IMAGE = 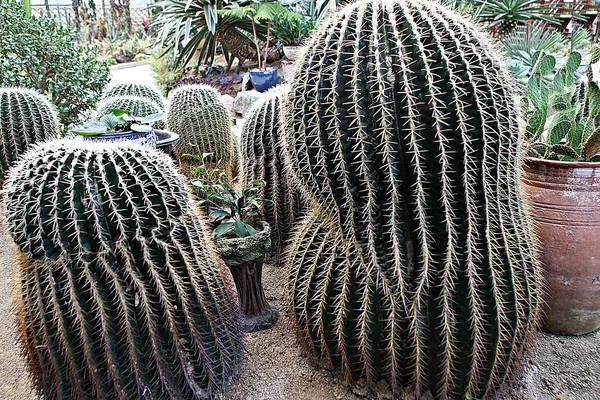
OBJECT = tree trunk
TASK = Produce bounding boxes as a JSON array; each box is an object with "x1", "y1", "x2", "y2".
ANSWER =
[{"x1": 109, "y1": 0, "x2": 131, "y2": 35}]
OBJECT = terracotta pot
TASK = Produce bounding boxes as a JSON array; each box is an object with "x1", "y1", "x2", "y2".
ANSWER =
[{"x1": 521, "y1": 157, "x2": 600, "y2": 335}]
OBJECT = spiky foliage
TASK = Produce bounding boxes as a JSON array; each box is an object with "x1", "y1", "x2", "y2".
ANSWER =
[
  {"x1": 0, "y1": 88, "x2": 58, "y2": 177},
  {"x1": 239, "y1": 85, "x2": 299, "y2": 256},
  {"x1": 96, "y1": 95, "x2": 163, "y2": 118},
  {"x1": 282, "y1": 0, "x2": 542, "y2": 398},
  {"x1": 167, "y1": 85, "x2": 235, "y2": 168},
  {"x1": 5, "y1": 140, "x2": 243, "y2": 399},
  {"x1": 101, "y1": 83, "x2": 166, "y2": 111}
]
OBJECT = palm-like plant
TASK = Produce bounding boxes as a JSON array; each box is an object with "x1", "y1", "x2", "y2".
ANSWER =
[
  {"x1": 219, "y1": 1, "x2": 302, "y2": 70},
  {"x1": 471, "y1": 0, "x2": 561, "y2": 36},
  {"x1": 153, "y1": 0, "x2": 266, "y2": 67}
]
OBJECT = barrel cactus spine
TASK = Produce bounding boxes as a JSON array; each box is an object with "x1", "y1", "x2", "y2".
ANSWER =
[
  {"x1": 239, "y1": 85, "x2": 300, "y2": 256},
  {"x1": 101, "y1": 82, "x2": 165, "y2": 111},
  {"x1": 167, "y1": 85, "x2": 236, "y2": 174},
  {"x1": 5, "y1": 140, "x2": 243, "y2": 399},
  {"x1": 282, "y1": 0, "x2": 542, "y2": 398},
  {"x1": 0, "y1": 88, "x2": 58, "y2": 177}
]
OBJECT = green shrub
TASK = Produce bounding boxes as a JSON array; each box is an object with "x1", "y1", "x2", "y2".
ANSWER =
[{"x1": 0, "y1": 2, "x2": 110, "y2": 129}]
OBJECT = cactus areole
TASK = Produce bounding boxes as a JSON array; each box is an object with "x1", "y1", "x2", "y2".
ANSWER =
[{"x1": 283, "y1": 0, "x2": 542, "y2": 398}]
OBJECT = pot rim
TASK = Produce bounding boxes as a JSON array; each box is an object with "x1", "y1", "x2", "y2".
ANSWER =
[
  {"x1": 524, "y1": 156, "x2": 600, "y2": 169},
  {"x1": 249, "y1": 67, "x2": 277, "y2": 74},
  {"x1": 85, "y1": 129, "x2": 154, "y2": 139}
]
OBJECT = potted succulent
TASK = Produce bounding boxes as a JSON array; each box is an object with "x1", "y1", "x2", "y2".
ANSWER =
[
  {"x1": 273, "y1": 13, "x2": 315, "y2": 61},
  {"x1": 520, "y1": 47, "x2": 600, "y2": 335},
  {"x1": 219, "y1": 2, "x2": 302, "y2": 92},
  {"x1": 72, "y1": 108, "x2": 165, "y2": 149},
  {"x1": 189, "y1": 155, "x2": 279, "y2": 332}
]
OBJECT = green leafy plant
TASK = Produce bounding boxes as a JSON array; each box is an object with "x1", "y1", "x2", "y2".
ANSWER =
[
  {"x1": 471, "y1": 0, "x2": 562, "y2": 36},
  {"x1": 283, "y1": 0, "x2": 541, "y2": 398},
  {"x1": 0, "y1": 1, "x2": 110, "y2": 129},
  {"x1": 272, "y1": 12, "x2": 315, "y2": 46},
  {"x1": 188, "y1": 153, "x2": 265, "y2": 238},
  {"x1": 71, "y1": 108, "x2": 164, "y2": 136},
  {"x1": 153, "y1": 0, "x2": 265, "y2": 67},
  {"x1": 523, "y1": 46, "x2": 600, "y2": 161}
]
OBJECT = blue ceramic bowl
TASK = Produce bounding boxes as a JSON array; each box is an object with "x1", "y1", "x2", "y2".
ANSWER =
[
  {"x1": 249, "y1": 68, "x2": 278, "y2": 93},
  {"x1": 83, "y1": 130, "x2": 157, "y2": 149}
]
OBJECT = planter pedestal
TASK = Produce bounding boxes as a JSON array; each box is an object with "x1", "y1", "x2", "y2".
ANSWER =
[
  {"x1": 522, "y1": 158, "x2": 600, "y2": 335},
  {"x1": 216, "y1": 222, "x2": 278, "y2": 332}
]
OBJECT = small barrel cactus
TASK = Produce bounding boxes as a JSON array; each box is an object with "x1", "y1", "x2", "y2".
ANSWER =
[
  {"x1": 96, "y1": 95, "x2": 163, "y2": 118},
  {"x1": 167, "y1": 85, "x2": 235, "y2": 169},
  {"x1": 5, "y1": 140, "x2": 243, "y2": 399},
  {"x1": 168, "y1": 84, "x2": 221, "y2": 106},
  {"x1": 283, "y1": 0, "x2": 542, "y2": 398},
  {"x1": 101, "y1": 82, "x2": 165, "y2": 111},
  {"x1": 239, "y1": 85, "x2": 300, "y2": 256},
  {"x1": 0, "y1": 88, "x2": 58, "y2": 177}
]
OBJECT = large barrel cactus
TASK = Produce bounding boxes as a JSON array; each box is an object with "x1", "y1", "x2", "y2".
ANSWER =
[
  {"x1": 239, "y1": 85, "x2": 300, "y2": 256},
  {"x1": 167, "y1": 85, "x2": 235, "y2": 169},
  {"x1": 0, "y1": 88, "x2": 58, "y2": 177},
  {"x1": 96, "y1": 95, "x2": 163, "y2": 118},
  {"x1": 5, "y1": 140, "x2": 243, "y2": 399},
  {"x1": 102, "y1": 83, "x2": 165, "y2": 111},
  {"x1": 283, "y1": 0, "x2": 542, "y2": 398}
]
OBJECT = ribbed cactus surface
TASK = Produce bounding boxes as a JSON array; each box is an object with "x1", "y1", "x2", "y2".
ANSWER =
[
  {"x1": 167, "y1": 85, "x2": 235, "y2": 168},
  {"x1": 5, "y1": 140, "x2": 243, "y2": 399},
  {"x1": 102, "y1": 83, "x2": 165, "y2": 111},
  {"x1": 96, "y1": 95, "x2": 163, "y2": 119},
  {"x1": 283, "y1": 0, "x2": 542, "y2": 398},
  {"x1": 239, "y1": 85, "x2": 299, "y2": 255},
  {"x1": 0, "y1": 88, "x2": 57, "y2": 177}
]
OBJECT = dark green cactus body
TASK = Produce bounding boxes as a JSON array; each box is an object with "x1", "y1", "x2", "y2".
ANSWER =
[
  {"x1": 0, "y1": 88, "x2": 58, "y2": 177},
  {"x1": 239, "y1": 85, "x2": 300, "y2": 256},
  {"x1": 96, "y1": 95, "x2": 163, "y2": 119},
  {"x1": 167, "y1": 85, "x2": 236, "y2": 169},
  {"x1": 102, "y1": 83, "x2": 165, "y2": 111},
  {"x1": 5, "y1": 141, "x2": 242, "y2": 399},
  {"x1": 283, "y1": 0, "x2": 541, "y2": 398}
]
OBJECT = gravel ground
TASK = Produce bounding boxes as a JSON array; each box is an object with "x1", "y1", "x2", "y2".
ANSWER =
[{"x1": 0, "y1": 226, "x2": 598, "y2": 400}]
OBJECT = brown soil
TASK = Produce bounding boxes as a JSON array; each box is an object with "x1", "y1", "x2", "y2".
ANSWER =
[{"x1": 0, "y1": 227, "x2": 598, "y2": 400}]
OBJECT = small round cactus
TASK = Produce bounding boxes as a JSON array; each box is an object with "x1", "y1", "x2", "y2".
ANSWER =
[
  {"x1": 167, "y1": 85, "x2": 235, "y2": 170},
  {"x1": 239, "y1": 85, "x2": 300, "y2": 256},
  {"x1": 96, "y1": 95, "x2": 162, "y2": 118},
  {"x1": 5, "y1": 140, "x2": 243, "y2": 399},
  {"x1": 101, "y1": 83, "x2": 165, "y2": 111},
  {"x1": 0, "y1": 88, "x2": 58, "y2": 177}
]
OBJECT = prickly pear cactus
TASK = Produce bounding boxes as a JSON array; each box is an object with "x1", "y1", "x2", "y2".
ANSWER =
[
  {"x1": 167, "y1": 85, "x2": 236, "y2": 169},
  {"x1": 96, "y1": 95, "x2": 163, "y2": 118},
  {"x1": 102, "y1": 82, "x2": 165, "y2": 110},
  {"x1": 0, "y1": 88, "x2": 58, "y2": 177},
  {"x1": 239, "y1": 85, "x2": 299, "y2": 256},
  {"x1": 5, "y1": 140, "x2": 243, "y2": 399},
  {"x1": 283, "y1": 0, "x2": 542, "y2": 398}
]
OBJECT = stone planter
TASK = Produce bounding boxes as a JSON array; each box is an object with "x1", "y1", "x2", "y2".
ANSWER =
[
  {"x1": 283, "y1": 45, "x2": 304, "y2": 61},
  {"x1": 155, "y1": 129, "x2": 180, "y2": 156},
  {"x1": 216, "y1": 221, "x2": 278, "y2": 332},
  {"x1": 521, "y1": 157, "x2": 600, "y2": 335}
]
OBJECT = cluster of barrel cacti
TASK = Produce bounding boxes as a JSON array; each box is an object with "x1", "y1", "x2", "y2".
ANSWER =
[
  {"x1": 0, "y1": 88, "x2": 58, "y2": 178},
  {"x1": 5, "y1": 141, "x2": 243, "y2": 399},
  {"x1": 239, "y1": 85, "x2": 300, "y2": 255},
  {"x1": 167, "y1": 84, "x2": 236, "y2": 172},
  {"x1": 281, "y1": 0, "x2": 542, "y2": 398}
]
